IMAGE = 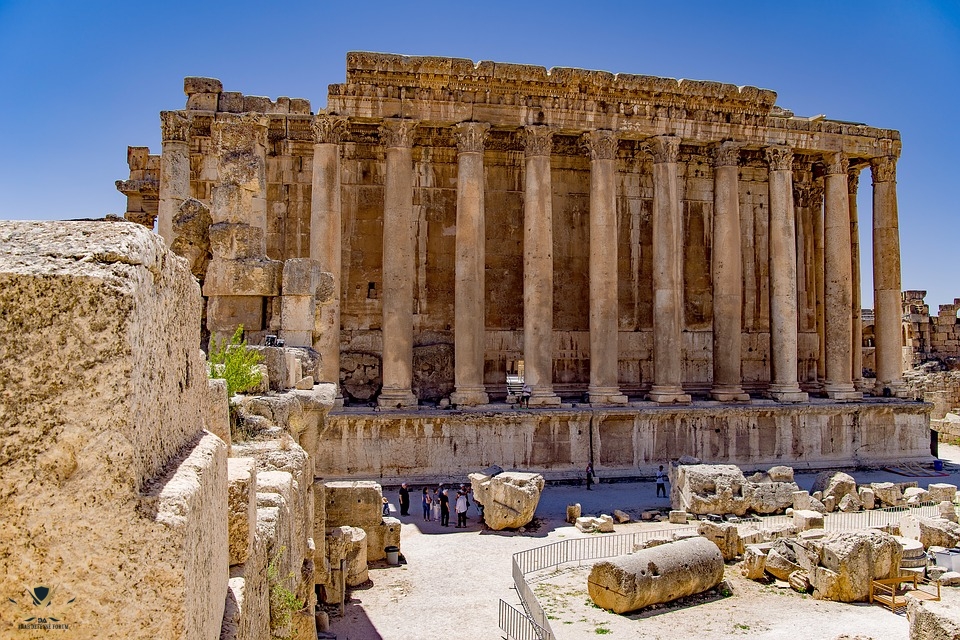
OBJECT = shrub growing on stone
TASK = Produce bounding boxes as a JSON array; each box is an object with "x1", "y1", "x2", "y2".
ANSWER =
[{"x1": 208, "y1": 325, "x2": 263, "y2": 397}]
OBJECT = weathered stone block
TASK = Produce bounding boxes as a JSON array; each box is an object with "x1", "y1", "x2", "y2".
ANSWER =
[
  {"x1": 566, "y1": 503, "x2": 581, "y2": 524},
  {"x1": 207, "y1": 295, "x2": 264, "y2": 333},
  {"x1": 858, "y1": 487, "x2": 876, "y2": 510},
  {"x1": 927, "y1": 483, "x2": 957, "y2": 503},
  {"x1": 793, "y1": 509, "x2": 825, "y2": 530},
  {"x1": 838, "y1": 492, "x2": 863, "y2": 512},
  {"x1": 812, "y1": 471, "x2": 857, "y2": 505},
  {"x1": 219, "y1": 91, "x2": 245, "y2": 113},
  {"x1": 900, "y1": 514, "x2": 960, "y2": 548},
  {"x1": 227, "y1": 458, "x2": 256, "y2": 566},
  {"x1": 669, "y1": 510, "x2": 689, "y2": 524},
  {"x1": 470, "y1": 471, "x2": 544, "y2": 530},
  {"x1": 767, "y1": 465, "x2": 795, "y2": 482},
  {"x1": 613, "y1": 509, "x2": 631, "y2": 524},
  {"x1": 203, "y1": 258, "x2": 282, "y2": 297},
  {"x1": 908, "y1": 596, "x2": 960, "y2": 640},
  {"x1": 364, "y1": 517, "x2": 401, "y2": 562},
  {"x1": 282, "y1": 295, "x2": 315, "y2": 333},
  {"x1": 672, "y1": 464, "x2": 749, "y2": 516},
  {"x1": 206, "y1": 377, "x2": 230, "y2": 447},
  {"x1": 282, "y1": 258, "x2": 326, "y2": 296},
  {"x1": 698, "y1": 520, "x2": 742, "y2": 560},
  {"x1": 185, "y1": 76, "x2": 223, "y2": 95},
  {"x1": 808, "y1": 530, "x2": 902, "y2": 602},
  {"x1": 325, "y1": 480, "x2": 384, "y2": 528},
  {"x1": 187, "y1": 92, "x2": 219, "y2": 111},
  {"x1": 741, "y1": 545, "x2": 768, "y2": 579},
  {"x1": 872, "y1": 481, "x2": 904, "y2": 507},
  {"x1": 209, "y1": 222, "x2": 265, "y2": 260}
]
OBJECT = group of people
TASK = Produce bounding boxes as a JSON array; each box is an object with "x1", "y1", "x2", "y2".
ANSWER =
[
  {"x1": 584, "y1": 462, "x2": 668, "y2": 497},
  {"x1": 396, "y1": 482, "x2": 482, "y2": 528}
]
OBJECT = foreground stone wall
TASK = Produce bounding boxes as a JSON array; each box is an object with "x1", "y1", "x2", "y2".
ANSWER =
[{"x1": 318, "y1": 401, "x2": 931, "y2": 482}]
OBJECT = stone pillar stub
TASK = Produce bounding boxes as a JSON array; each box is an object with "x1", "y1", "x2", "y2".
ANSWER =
[
  {"x1": 848, "y1": 167, "x2": 866, "y2": 391},
  {"x1": 585, "y1": 130, "x2": 627, "y2": 405},
  {"x1": 378, "y1": 118, "x2": 419, "y2": 408},
  {"x1": 871, "y1": 155, "x2": 906, "y2": 396},
  {"x1": 159, "y1": 111, "x2": 190, "y2": 247},
  {"x1": 765, "y1": 146, "x2": 808, "y2": 402},
  {"x1": 647, "y1": 135, "x2": 690, "y2": 404},
  {"x1": 311, "y1": 115, "x2": 348, "y2": 393},
  {"x1": 822, "y1": 153, "x2": 861, "y2": 400},
  {"x1": 522, "y1": 126, "x2": 560, "y2": 406},
  {"x1": 710, "y1": 142, "x2": 749, "y2": 402},
  {"x1": 451, "y1": 122, "x2": 490, "y2": 406}
]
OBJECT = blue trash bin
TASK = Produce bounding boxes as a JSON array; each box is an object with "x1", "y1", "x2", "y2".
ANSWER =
[{"x1": 934, "y1": 459, "x2": 944, "y2": 472}]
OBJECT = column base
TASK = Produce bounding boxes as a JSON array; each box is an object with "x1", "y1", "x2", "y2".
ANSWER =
[
  {"x1": 767, "y1": 384, "x2": 809, "y2": 403},
  {"x1": 529, "y1": 391, "x2": 561, "y2": 407},
  {"x1": 873, "y1": 380, "x2": 910, "y2": 398},
  {"x1": 377, "y1": 389, "x2": 418, "y2": 409},
  {"x1": 588, "y1": 387, "x2": 629, "y2": 405},
  {"x1": 648, "y1": 386, "x2": 692, "y2": 405},
  {"x1": 710, "y1": 386, "x2": 750, "y2": 402},
  {"x1": 450, "y1": 388, "x2": 489, "y2": 406},
  {"x1": 854, "y1": 378, "x2": 871, "y2": 392},
  {"x1": 823, "y1": 382, "x2": 863, "y2": 400}
]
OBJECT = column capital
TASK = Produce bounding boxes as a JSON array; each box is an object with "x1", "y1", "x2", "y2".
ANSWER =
[
  {"x1": 160, "y1": 111, "x2": 190, "y2": 143},
  {"x1": 810, "y1": 181, "x2": 824, "y2": 209},
  {"x1": 647, "y1": 135, "x2": 680, "y2": 164},
  {"x1": 522, "y1": 126, "x2": 554, "y2": 157},
  {"x1": 792, "y1": 182, "x2": 811, "y2": 207},
  {"x1": 453, "y1": 121, "x2": 490, "y2": 154},
  {"x1": 764, "y1": 145, "x2": 793, "y2": 171},
  {"x1": 822, "y1": 152, "x2": 849, "y2": 175},
  {"x1": 870, "y1": 156, "x2": 897, "y2": 183},
  {"x1": 380, "y1": 118, "x2": 419, "y2": 148},
  {"x1": 847, "y1": 166, "x2": 861, "y2": 194},
  {"x1": 583, "y1": 129, "x2": 618, "y2": 160},
  {"x1": 712, "y1": 141, "x2": 742, "y2": 167},
  {"x1": 313, "y1": 115, "x2": 348, "y2": 145}
]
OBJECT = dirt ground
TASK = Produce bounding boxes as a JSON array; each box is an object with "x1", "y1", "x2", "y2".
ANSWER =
[{"x1": 327, "y1": 444, "x2": 960, "y2": 640}]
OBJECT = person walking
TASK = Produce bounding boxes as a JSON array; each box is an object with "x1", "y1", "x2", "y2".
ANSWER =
[
  {"x1": 455, "y1": 490, "x2": 469, "y2": 528},
  {"x1": 399, "y1": 482, "x2": 410, "y2": 516},
  {"x1": 656, "y1": 465, "x2": 667, "y2": 498},
  {"x1": 431, "y1": 488, "x2": 441, "y2": 521},
  {"x1": 520, "y1": 383, "x2": 532, "y2": 408},
  {"x1": 586, "y1": 461, "x2": 595, "y2": 491},
  {"x1": 421, "y1": 487, "x2": 432, "y2": 521},
  {"x1": 439, "y1": 488, "x2": 450, "y2": 526}
]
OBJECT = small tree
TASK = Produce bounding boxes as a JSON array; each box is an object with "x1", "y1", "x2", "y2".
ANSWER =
[{"x1": 208, "y1": 325, "x2": 263, "y2": 397}]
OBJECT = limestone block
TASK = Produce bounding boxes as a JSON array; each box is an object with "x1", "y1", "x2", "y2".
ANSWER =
[
  {"x1": 218, "y1": 91, "x2": 244, "y2": 113},
  {"x1": 295, "y1": 376, "x2": 315, "y2": 390},
  {"x1": 808, "y1": 530, "x2": 902, "y2": 602},
  {"x1": 207, "y1": 295, "x2": 264, "y2": 333},
  {"x1": 823, "y1": 496, "x2": 837, "y2": 512},
  {"x1": 813, "y1": 491, "x2": 823, "y2": 502},
  {"x1": 325, "y1": 480, "x2": 385, "y2": 529},
  {"x1": 900, "y1": 515, "x2": 960, "y2": 549},
  {"x1": 364, "y1": 517, "x2": 401, "y2": 562},
  {"x1": 765, "y1": 546, "x2": 802, "y2": 581},
  {"x1": 206, "y1": 377, "x2": 230, "y2": 447},
  {"x1": 613, "y1": 509, "x2": 631, "y2": 524},
  {"x1": 188, "y1": 92, "x2": 219, "y2": 111},
  {"x1": 789, "y1": 570, "x2": 812, "y2": 594},
  {"x1": 227, "y1": 458, "x2": 256, "y2": 566},
  {"x1": 794, "y1": 509, "x2": 825, "y2": 531},
  {"x1": 669, "y1": 510, "x2": 689, "y2": 524},
  {"x1": 282, "y1": 296, "x2": 315, "y2": 333},
  {"x1": 566, "y1": 503, "x2": 582, "y2": 524},
  {"x1": 576, "y1": 517, "x2": 600, "y2": 533},
  {"x1": 220, "y1": 577, "x2": 243, "y2": 640},
  {"x1": 793, "y1": 490, "x2": 812, "y2": 511},
  {"x1": 838, "y1": 493, "x2": 863, "y2": 512},
  {"x1": 741, "y1": 545, "x2": 768, "y2": 580},
  {"x1": 672, "y1": 464, "x2": 749, "y2": 516},
  {"x1": 170, "y1": 198, "x2": 212, "y2": 278},
  {"x1": 939, "y1": 571, "x2": 960, "y2": 586},
  {"x1": 327, "y1": 526, "x2": 368, "y2": 587},
  {"x1": 185, "y1": 76, "x2": 223, "y2": 94},
  {"x1": 859, "y1": 487, "x2": 876, "y2": 510},
  {"x1": 597, "y1": 514, "x2": 615, "y2": 533},
  {"x1": 247, "y1": 346, "x2": 288, "y2": 392},
  {"x1": 209, "y1": 222, "x2": 265, "y2": 260},
  {"x1": 249, "y1": 364, "x2": 269, "y2": 394},
  {"x1": 767, "y1": 466, "x2": 795, "y2": 482},
  {"x1": 743, "y1": 480, "x2": 800, "y2": 514},
  {"x1": 698, "y1": 521, "x2": 742, "y2": 560},
  {"x1": 872, "y1": 482, "x2": 904, "y2": 507},
  {"x1": 809, "y1": 496, "x2": 828, "y2": 513},
  {"x1": 413, "y1": 342, "x2": 455, "y2": 402},
  {"x1": 940, "y1": 501, "x2": 958, "y2": 523},
  {"x1": 812, "y1": 471, "x2": 858, "y2": 505},
  {"x1": 904, "y1": 487, "x2": 930, "y2": 504},
  {"x1": 282, "y1": 258, "x2": 327, "y2": 296},
  {"x1": 928, "y1": 483, "x2": 957, "y2": 503},
  {"x1": 470, "y1": 471, "x2": 544, "y2": 531},
  {"x1": 231, "y1": 526, "x2": 270, "y2": 640},
  {"x1": 908, "y1": 595, "x2": 960, "y2": 639},
  {"x1": 587, "y1": 537, "x2": 724, "y2": 613},
  {"x1": 285, "y1": 350, "x2": 302, "y2": 389},
  {"x1": 203, "y1": 258, "x2": 282, "y2": 297}
]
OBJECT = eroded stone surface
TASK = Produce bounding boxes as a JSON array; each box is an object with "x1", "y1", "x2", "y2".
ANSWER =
[{"x1": 470, "y1": 471, "x2": 544, "y2": 530}]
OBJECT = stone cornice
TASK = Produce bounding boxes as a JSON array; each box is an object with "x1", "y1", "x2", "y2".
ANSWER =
[
  {"x1": 647, "y1": 135, "x2": 680, "y2": 164},
  {"x1": 522, "y1": 126, "x2": 554, "y2": 157},
  {"x1": 211, "y1": 113, "x2": 268, "y2": 148},
  {"x1": 313, "y1": 115, "x2": 349, "y2": 145},
  {"x1": 583, "y1": 129, "x2": 617, "y2": 161},
  {"x1": 765, "y1": 146, "x2": 793, "y2": 172},
  {"x1": 453, "y1": 121, "x2": 490, "y2": 153},
  {"x1": 870, "y1": 156, "x2": 897, "y2": 183},
  {"x1": 160, "y1": 111, "x2": 190, "y2": 143},
  {"x1": 380, "y1": 118, "x2": 418, "y2": 148}
]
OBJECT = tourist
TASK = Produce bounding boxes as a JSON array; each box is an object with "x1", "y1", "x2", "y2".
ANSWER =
[
  {"x1": 431, "y1": 488, "x2": 441, "y2": 521},
  {"x1": 399, "y1": 482, "x2": 410, "y2": 516},
  {"x1": 381, "y1": 496, "x2": 390, "y2": 516},
  {"x1": 656, "y1": 465, "x2": 667, "y2": 498},
  {"x1": 439, "y1": 488, "x2": 450, "y2": 526},
  {"x1": 520, "y1": 383, "x2": 532, "y2": 408},
  {"x1": 586, "y1": 461, "x2": 595, "y2": 490},
  {"x1": 421, "y1": 487, "x2": 432, "y2": 521},
  {"x1": 455, "y1": 490, "x2": 468, "y2": 528}
]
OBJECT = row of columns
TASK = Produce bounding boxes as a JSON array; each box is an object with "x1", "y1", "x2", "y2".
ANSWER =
[{"x1": 300, "y1": 117, "x2": 904, "y2": 407}]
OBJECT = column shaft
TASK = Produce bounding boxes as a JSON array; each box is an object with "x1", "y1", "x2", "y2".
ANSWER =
[
  {"x1": 848, "y1": 168, "x2": 865, "y2": 390},
  {"x1": 451, "y1": 122, "x2": 490, "y2": 406},
  {"x1": 872, "y1": 156, "x2": 905, "y2": 396},
  {"x1": 766, "y1": 146, "x2": 808, "y2": 402},
  {"x1": 648, "y1": 136, "x2": 690, "y2": 404},
  {"x1": 522, "y1": 127, "x2": 560, "y2": 406},
  {"x1": 813, "y1": 184, "x2": 826, "y2": 384},
  {"x1": 822, "y1": 153, "x2": 861, "y2": 399},
  {"x1": 378, "y1": 119, "x2": 418, "y2": 408},
  {"x1": 711, "y1": 143, "x2": 749, "y2": 401},
  {"x1": 586, "y1": 130, "x2": 627, "y2": 405},
  {"x1": 159, "y1": 111, "x2": 190, "y2": 246}
]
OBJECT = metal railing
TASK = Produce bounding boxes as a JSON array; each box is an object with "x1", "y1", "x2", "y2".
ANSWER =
[
  {"x1": 498, "y1": 599, "x2": 546, "y2": 640},
  {"x1": 823, "y1": 501, "x2": 941, "y2": 531}
]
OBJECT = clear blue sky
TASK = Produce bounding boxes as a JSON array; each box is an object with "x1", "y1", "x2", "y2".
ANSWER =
[{"x1": 1, "y1": 0, "x2": 957, "y2": 311}]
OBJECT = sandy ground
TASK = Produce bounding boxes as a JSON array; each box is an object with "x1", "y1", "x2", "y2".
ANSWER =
[{"x1": 327, "y1": 444, "x2": 960, "y2": 640}]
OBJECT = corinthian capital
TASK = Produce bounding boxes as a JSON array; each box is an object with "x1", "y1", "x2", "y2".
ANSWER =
[
  {"x1": 765, "y1": 145, "x2": 793, "y2": 172},
  {"x1": 870, "y1": 156, "x2": 897, "y2": 183},
  {"x1": 453, "y1": 122, "x2": 490, "y2": 154},
  {"x1": 313, "y1": 115, "x2": 348, "y2": 145},
  {"x1": 380, "y1": 118, "x2": 419, "y2": 148},
  {"x1": 160, "y1": 111, "x2": 189, "y2": 143},
  {"x1": 793, "y1": 183, "x2": 811, "y2": 208},
  {"x1": 647, "y1": 135, "x2": 680, "y2": 164},
  {"x1": 822, "y1": 151, "x2": 849, "y2": 175},
  {"x1": 847, "y1": 166, "x2": 861, "y2": 194},
  {"x1": 713, "y1": 141, "x2": 741, "y2": 168},
  {"x1": 583, "y1": 129, "x2": 618, "y2": 161},
  {"x1": 522, "y1": 126, "x2": 554, "y2": 157}
]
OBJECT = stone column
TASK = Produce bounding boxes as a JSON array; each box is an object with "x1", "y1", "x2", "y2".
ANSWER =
[
  {"x1": 159, "y1": 111, "x2": 190, "y2": 246},
  {"x1": 310, "y1": 115, "x2": 348, "y2": 392},
  {"x1": 522, "y1": 126, "x2": 560, "y2": 406},
  {"x1": 377, "y1": 119, "x2": 419, "y2": 408},
  {"x1": 822, "y1": 152, "x2": 861, "y2": 400},
  {"x1": 710, "y1": 142, "x2": 749, "y2": 402},
  {"x1": 765, "y1": 146, "x2": 808, "y2": 402},
  {"x1": 812, "y1": 181, "x2": 826, "y2": 385},
  {"x1": 848, "y1": 166, "x2": 866, "y2": 391},
  {"x1": 450, "y1": 122, "x2": 490, "y2": 406},
  {"x1": 585, "y1": 130, "x2": 628, "y2": 405},
  {"x1": 648, "y1": 135, "x2": 691, "y2": 404},
  {"x1": 871, "y1": 155, "x2": 906, "y2": 396}
]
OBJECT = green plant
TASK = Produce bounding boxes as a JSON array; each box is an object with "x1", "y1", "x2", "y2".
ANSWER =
[
  {"x1": 595, "y1": 626, "x2": 611, "y2": 635},
  {"x1": 267, "y1": 546, "x2": 304, "y2": 637},
  {"x1": 208, "y1": 325, "x2": 263, "y2": 397}
]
